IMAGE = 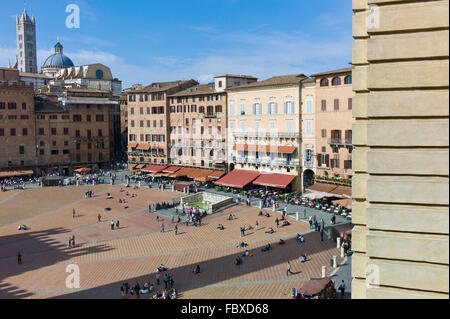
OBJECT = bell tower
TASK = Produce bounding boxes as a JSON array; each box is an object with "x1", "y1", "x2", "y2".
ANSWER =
[{"x1": 16, "y1": 9, "x2": 37, "y2": 73}]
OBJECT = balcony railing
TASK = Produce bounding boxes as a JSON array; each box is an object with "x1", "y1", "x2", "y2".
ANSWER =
[
  {"x1": 233, "y1": 157, "x2": 298, "y2": 167},
  {"x1": 233, "y1": 132, "x2": 300, "y2": 139},
  {"x1": 328, "y1": 138, "x2": 353, "y2": 146}
]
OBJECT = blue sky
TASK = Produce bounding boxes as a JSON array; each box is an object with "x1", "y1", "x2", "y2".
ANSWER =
[{"x1": 0, "y1": 0, "x2": 353, "y2": 88}]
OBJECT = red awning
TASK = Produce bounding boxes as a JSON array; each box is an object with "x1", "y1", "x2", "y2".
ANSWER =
[
  {"x1": 162, "y1": 166, "x2": 181, "y2": 173},
  {"x1": 252, "y1": 173, "x2": 297, "y2": 189},
  {"x1": 215, "y1": 170, "x2": 260, "y2": 189},
  {"x1": 141, "y1": 165, "x2": 168, "y2": 173}
]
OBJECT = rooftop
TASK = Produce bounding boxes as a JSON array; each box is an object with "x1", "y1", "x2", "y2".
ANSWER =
[
  {"x1": 168, "y1": 84, "x2": 217, "y2": 97},
  {"x1": 310, "y1": 67, "x2": 352, "y2": 78},
  {"x1": 133, "y1": 80, "x2": 197, "y2": 93},
  {"x1": 226, "y1": 74, "x2": 308, "y2": 91},
  {"x1": 214, "y1": 74, "x2": 257, "y2": 79}
]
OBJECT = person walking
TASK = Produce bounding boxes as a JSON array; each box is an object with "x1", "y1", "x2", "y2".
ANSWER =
[
  {"x1": 17, "y1": 252, "x2": 22, "y2": 264},
  {"x1": 111, "y1": 220, "x2": 115, "y2": 230},
  {"x1": 155, "y1": 271, "x2": 161, "y2": 286},
  {"x1": 275, "y1": 218, "x2": 279, "y2": 229},
  {"x1": 331, "y1": 214, "x2": 336, "y2": 225},
  {"x1": 308, "y1": 216, "x2": 313, "y2": 229},
  {"x1": 163, "y1": 274, "x2": 169, "y2": 289},
  {"x1": 161, "y1": 223, "x2": 165, "y2": 233},
  {"x1": 255, "y1": 220, "x2": 259, "y2": 230},
  {"x1": 286, "y1": 261, "x2": 293, "y2": 276},
  {"x1": 116, "y1": 220, "x2": 120, "y2": 229},
  {"x1": 321, "y1": 218, "x2": 325, "y2": 230},
  {"x1": 98, "y1": 213, "x2": 101, "y2": 223},
  {"x1": 320, "y1": 227, "x2": 324, "y2": 242},
  {"x1": 72, "y1": 208, "x2": 75, "y2": 218},
  {"x1": 174, "y1": 225, "x2": 178, "y2": 236},
  {"x1": 338, "y1": 280, "x2": 346, "y2": 298}
]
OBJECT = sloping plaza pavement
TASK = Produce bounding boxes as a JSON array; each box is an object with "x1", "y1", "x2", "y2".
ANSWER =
[{"x1": 0, "y1": 183, "x2": 348, "y2": 299}]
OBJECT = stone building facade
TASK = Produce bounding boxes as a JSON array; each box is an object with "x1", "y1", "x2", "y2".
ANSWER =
[
  {"x1": 0, "y1": 75, "x2": 36, "y2": 168},
  {"x1": 1, "y1": 75, "x2": 118, "y2": 175},
  {"x1": 310, "y1": 68, "x2": 355, "y2": 181},
  {"x1": 126, "y1": 80, "x2": 198, "y2": 165},
  {"x1": 226, "y1": 74, "x2": 307, "y2": 191},
  {"x1": 352, "y1": 0, "x2": 449, "y2": 298}
]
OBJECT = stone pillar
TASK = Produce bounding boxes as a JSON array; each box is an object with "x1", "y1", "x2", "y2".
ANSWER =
[
  {"x1": 333, "y1": 255, "x2": 338, "y2": 268},
  {"x1": 341, "y1": 246, "x2": 345, "y2": 258},
  {"x1": 76, "y1": 180, "x2": 79, "y2": 186},
  {"x1": 172, "y1": 184, "x2": 175, "y2": 192},
  {"x1": 322, "y1": 266, "x2": 327, "y2": 278},
  {"x1": 138, "y1": 181, "x2": 141, "y2": 188},
  {"x1": 259, "y1": 200, "x2": 263, "y2": 209},
  {"x1": 272, "y1": 203, "x2": 276, "y2": 212},
  {"x1": 296, "y1": 211, "x2": 299, "y2": 221},
  {"x1": 336, "y1": 237, "x2": 341, "y2": 248},
  {"x1": 92, "y1": 180, "x2": 95, "y2": 186}
]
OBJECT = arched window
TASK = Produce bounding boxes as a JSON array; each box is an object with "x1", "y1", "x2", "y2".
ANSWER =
[
  {"x1": 332, "y1": 77, "x2": 341, "y2": 86},
  {"x1": 344, "y1": 75, "x2": 352, "y2": 85},
  {"x1": 320, "y1": 78, "x2": 329, "y2": 87}
]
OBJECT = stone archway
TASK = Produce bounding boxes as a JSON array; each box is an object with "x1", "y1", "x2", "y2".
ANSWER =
[{"x1": 303, "y1": 169, "x2": 315, "y2": 189}]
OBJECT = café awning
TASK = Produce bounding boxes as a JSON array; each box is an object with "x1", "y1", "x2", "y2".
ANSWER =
[
  {"x1": 162, "y1": 166, "x2": 181, "y2": 173},
  {"x1": 128, "y1": 142, "x2": 139, "y2": 149},
  {"x1": 0, "y1": 169, "x2": 34, "y2": 178},
  {"x1": 141, "y1": 165, "x2": 168, "y2": 173},
  {"x1": 332, "y1": 198, "x2": 353, "y2": 210},
  {"x1": 215, "y1": 170, "x2": 260, "y2": 189},
  {"x1": 136, "y1": 143, "x2": 151, "y2": 151},
  {"x1": 252, "y1": 173, "x2": 297, "y2": 189},
  {"x1": 306, "y1": 183, "x2": 338, "y2": 193},
  {"x1": 74, "y1": 167, "x2": 91, "y2": 173}
]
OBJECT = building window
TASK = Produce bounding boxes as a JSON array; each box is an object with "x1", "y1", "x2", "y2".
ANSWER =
[
  {"x1": 334, "y1": 99, "x2": 339, "y2": 111},
  {"x1": 130, "y1": 120, "x2": 135, "y2": 127},
  {"x1": 306, "y1": 99, "x2": 313, "y2": 114},
  {"x1": 240, "y1": 102, "x2": 245, "y2": 115},
  {"x1": 86, "y1": 115, "x2": 91, "y2": 122},
  {"x1": 215, "y1": 105, "x2": 222, "y2": 113},
  {"x1": 306, "y1": 120, "x2": 312, "y2": 134},
  {"x1": 229, "y1": 103, "x2": 235, "y2": 116},
  {"x1": 321, "y1": 100, "x2": 327, "y2": 111},
  {"x1": 321, "y1": 129, "x2": 327, "y2": 138},
  {"x1": 22, "y1": 128, "x2": 28, "y2": 136},
  {"x1": 51, "y1": 128, "x2": 57, "y2": 135},
  {"x1": 268, "y1": 102, "x2": 277, "y2": 115},
  {"x1": 284, "y1": 101, "x2": 294, "y2": 114},
  {"x1": 0, "y1": 102, "x2": 5, "y2": 109},
  {"x1": 140, "y1": 120, "x2": 144, "y2": 127},
  {"x1": 320, "y1": 78, "x2": 329, "y2": 87},
  {"x1": 73, "y1": 115, "x2": 82, "y2": 122},
  {"x1": 130, "y1": 107, "x2": 134, "y2": 115},
  {"x1": 64, "y1": 128, "x2": 69, "y2": 135},
  {"x1": 19, "y1": 145, "x2": 25, "y2": 154},
  {"x1": 8, "y1": 102, "x2": 17, "y2": 109},
  {"x1": 75, "y1": 130, "x2": 80, "y2": 137},
  {"x1": 332, "y1": 77, "x2": 341, "y2": 86},
  {"x1": 218, "y1": 81, "x2": 222, "y2": 88},
  {"x1": 348, "y1": 98, "x2": 353, "y2": 110},
  {"x1": 40, "y1": 149, "x2": 45, "y2": 155},
  {"x1": 38, "y1": 128, "x2": 44, "y2": 135},
  {"x1": 344, "y1": 75, "x2": 352, "y2": 85},
  {"x1": 22, "y1": 103, "x2": 26, "y2": 110},
  {"x1": 96, "y1": 114, "x2": 104, "y2": 122},
  {"x1": 98, "y1": 129, "x2": 103, "y2": 137}
]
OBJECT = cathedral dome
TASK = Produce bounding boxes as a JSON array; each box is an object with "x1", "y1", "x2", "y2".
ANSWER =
[{"x1": 42, "y1": 42, "x2": 74, "y2": 69}]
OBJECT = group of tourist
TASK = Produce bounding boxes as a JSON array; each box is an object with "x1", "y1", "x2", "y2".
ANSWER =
[
  {"x1": 120, "y1": 282, "x2": 177, "y2": 299},
  {"x1": 1, "y1": 176, "x2": 39, "y2": 191}
]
